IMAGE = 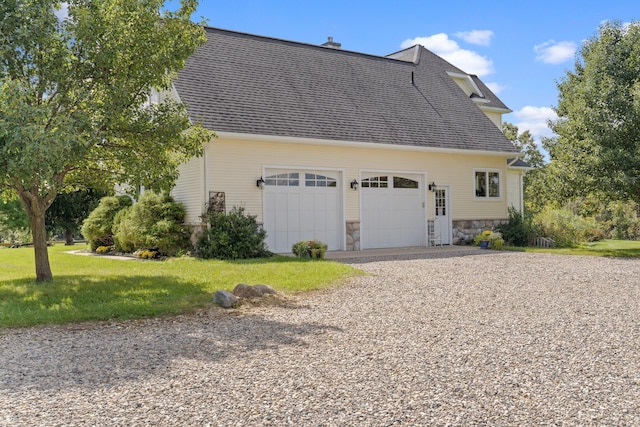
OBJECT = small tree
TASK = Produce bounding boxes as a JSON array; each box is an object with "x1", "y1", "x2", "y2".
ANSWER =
[
  {"x1": 45, "y1": 189, "x2": 107, "y2": 245},
  {"x1": 0, "y1": 0, "x2": 213, "y2": 281}
]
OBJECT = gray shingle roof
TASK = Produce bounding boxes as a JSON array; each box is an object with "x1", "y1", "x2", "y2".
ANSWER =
[
  {"x1": 174, "y1": 27, "x2": 519, "y2": 154},
  {"x1": 507, "y1": 158, "x2": 533, "y2": 168}
]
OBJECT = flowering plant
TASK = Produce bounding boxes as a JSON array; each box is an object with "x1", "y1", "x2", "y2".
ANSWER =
[{"x1": 473, "y1": 230, "x2": 504, "y2": 250}]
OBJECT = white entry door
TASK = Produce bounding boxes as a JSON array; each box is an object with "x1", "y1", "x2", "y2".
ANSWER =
[
  {"x1": 434, "y1": 187, "x2": 451, "y2": 245},
  {"x1": 361, "y1": 174, "x2": 426, "y2": 249},
  {"x1": 263, "y1": 170, "x2": 342, "y2": 253}
]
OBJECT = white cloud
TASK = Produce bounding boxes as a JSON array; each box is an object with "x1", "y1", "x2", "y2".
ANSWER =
[
  {"x1": 454, "y1": 30, "x2": 494, "y2": 46},
  {"x1": 54, "y1": 2, "x2": 69, "y2": 22},
  {"x1": 512, "y1": 106, "x2": 558, "y2": 140},
  {"x1": 485, "y1": 82, "x2": 506, "y2": 95},
  {"x1": 401, "y1": 33, "x2": 494, "y2": 76},
  {"x1": 534, "y1": 40, "x2": 576, "y2": 64}
]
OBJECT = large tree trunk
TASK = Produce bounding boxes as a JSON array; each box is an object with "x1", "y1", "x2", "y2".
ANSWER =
[{"x1": 18, "y1": 190, "x2": 55, "y2": 282}]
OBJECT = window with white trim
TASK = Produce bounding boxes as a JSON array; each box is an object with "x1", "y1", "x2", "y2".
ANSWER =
[
  {"x1": 305, "y1": 173, "x2": 337, "y2": 187},
  {"x1": 361, "y1": 176, "x2": 388, "y2": 188},
  {"x1": 475, "y1": 170, "x2": 501, "y2": 198},
  {"x1": 265, "y1": 173, "x2": 299, "y2": 186}
]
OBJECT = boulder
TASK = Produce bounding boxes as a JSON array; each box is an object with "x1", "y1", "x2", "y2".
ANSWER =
[
  {"x1": 232, "y1": 283, "x2": 277, "y2": 298},
  {"x1": 232, "y1": 283, "x2": 260, "y2": 298},
  {"x1": 213, "y1": 290, "x2": 238, "y2": 308},
  {"x1": 252, "y1": 284, "x2": 276, "y2": 296}
]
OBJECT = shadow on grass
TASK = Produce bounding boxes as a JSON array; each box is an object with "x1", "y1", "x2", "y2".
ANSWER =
[{"x1": 0, "y1": 275, "x2": 210, "y2": 328}]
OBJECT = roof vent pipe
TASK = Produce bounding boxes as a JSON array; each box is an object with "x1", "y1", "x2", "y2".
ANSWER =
[{"x1": 411, "y1": 71, "x2": 414, "y2": 85}]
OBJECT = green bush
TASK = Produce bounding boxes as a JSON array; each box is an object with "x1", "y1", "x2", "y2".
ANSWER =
[
  {"x1": 533, "y1": 206, "x2": 604, "y2": 247},
  {"x1": 112, "y1": 192, "x2": 192, "y2": 257},
  {"x1": 608, "y1": 200, "x2": 640, "y2": 240},
  {"x1": 195, "y1": 206, "x2": 271, "y2": 260},
  {"x1": 292, "y1": 240, "x2": 328, "y2": 259},
  {"x1": 496, "y1": 207, "x2": 531, "y2": 246},
  {"x1": 81, "y1": 196, "x2": 132, "y2": 251},
  {"x1": 490, "y1": 237, "x2": 504, "y2": 250}
]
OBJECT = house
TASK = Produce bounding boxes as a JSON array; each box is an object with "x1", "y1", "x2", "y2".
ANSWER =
[{"x1": 170, "y1": 27, "x2": 525, "y2": 253}]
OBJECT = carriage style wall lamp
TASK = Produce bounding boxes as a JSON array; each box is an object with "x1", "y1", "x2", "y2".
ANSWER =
[
  {"x1": 428, "y1": 182, "x2": 437, "y2": 192},
  {"x1": 256, "y1": 177, "x2": 265, "y2": 189},
  {"x1": 350, "y1": 179, "x2": 359, "y2": 190}
]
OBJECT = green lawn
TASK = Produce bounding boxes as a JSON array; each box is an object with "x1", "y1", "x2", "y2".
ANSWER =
[
  {"x1": 0, "y1": 244, "x2": 361, "y2": 328},
  {"x1": 507, "y1": 239, "x2": 640, "y2": 257}
]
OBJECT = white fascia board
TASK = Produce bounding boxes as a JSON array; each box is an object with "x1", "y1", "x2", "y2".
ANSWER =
[
  {"x1": 472, "y1": 98, "x2": 491, "y2": 105},
  {"x1": 480, "y1": 105, "x2": 513, "y2": 114},
  {"x1": 215, "y1": 131, "x2": 519, "y2": 158}
]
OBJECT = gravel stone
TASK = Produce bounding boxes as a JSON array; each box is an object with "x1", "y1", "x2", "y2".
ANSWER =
[{"x1": 2, "y1": 252, "x2": 640, "y2": 426}]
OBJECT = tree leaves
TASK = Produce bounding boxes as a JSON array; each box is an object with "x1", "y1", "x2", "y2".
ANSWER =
[
  {"x1": 550, "y1": 21, "x2": 640, "y2": 203},
  {"x1": 0, "y1": 0, "x2": 214, "y2": 280}
]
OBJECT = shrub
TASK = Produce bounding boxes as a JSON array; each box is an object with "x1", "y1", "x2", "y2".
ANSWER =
[
  {"x1": 608, "y1": 200, "x2": 640, "y2": 240},
  {"x1": 490, "y1": 237, "x2": 504, "y2": 250},
  {"x1": 112, "y1": 192, "x2": 192, "y2": 257},
  {"x1": 496, "y1": 207, "x2": 531, "y2": 246},
  {"x1": 195, "y1": 206, "x2": 271, "y2": 260},
  {"x1": 81, "y1": 196, "x2": 132, "y2": 251},
  {"x1": 532, "y1": 206, "x2": 605, "y2": 247},
  {"x1": 583, "y1": 228, "x2": 607, "y2": 242},
  {"x1": 292, "y1": 240, "x2": 328, "y2": 259}
]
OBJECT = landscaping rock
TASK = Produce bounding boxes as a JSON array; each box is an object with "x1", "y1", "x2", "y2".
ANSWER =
[
  {"x1": 252, "y1": 284, "x2": 276, "y2": 296},
  {"x1": 232, "y1": 283, "x2": 260, "y2": 298},
  {"x1": 233, "y1": 283, "x2": 277, "y2": 298},
  {"x1": 213, "y1": 290, "x2": 238, "y2": 308}
]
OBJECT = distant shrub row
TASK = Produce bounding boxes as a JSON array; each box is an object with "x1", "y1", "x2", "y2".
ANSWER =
[{"x1": 498, "y1": 201, "x2": 640, "y2": 248}]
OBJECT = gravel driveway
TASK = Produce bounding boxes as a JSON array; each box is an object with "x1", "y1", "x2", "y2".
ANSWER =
[{"x1": 2, "y1": 251, "x2": 640, "y2": 426}]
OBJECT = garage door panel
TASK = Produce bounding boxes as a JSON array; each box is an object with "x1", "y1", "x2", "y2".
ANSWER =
[
  {"x1": 264, "y1": 170, "x2": 342, "y2": 253},
  {"x1": 362, "y1": 174, "x2": 425, "y2": 249}
]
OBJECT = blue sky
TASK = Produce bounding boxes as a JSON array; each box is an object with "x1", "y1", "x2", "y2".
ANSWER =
[{"x1": 180, "y1": 0, "x2": 638, "y2": 145}]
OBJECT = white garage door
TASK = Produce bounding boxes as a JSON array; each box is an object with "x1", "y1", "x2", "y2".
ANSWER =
[
  {"x1": 361, "y1": 174, "x2": 426, "y2": 249},
  {"x1": 263, "y1": 170, "x2": 342, "y2": 253}
]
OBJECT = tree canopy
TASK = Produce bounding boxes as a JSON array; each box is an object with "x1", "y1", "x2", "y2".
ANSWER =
[
  {"x1": 548, "y1": 21, "x2": 640, "y2": 204},
  {"x1": 45, "y1": 188, "x2": 107, "y2": 244},
  {"x1": 0, "y1": 0, "x2": 214, "y2": 280},
  {"x1": 502, "y1": 122, "x2": 549, "y2": 214}
]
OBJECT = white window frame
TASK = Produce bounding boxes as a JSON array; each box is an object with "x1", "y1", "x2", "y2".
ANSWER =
[{"x1": 473, "y1": 169, "x2": 502, "y2": 200}]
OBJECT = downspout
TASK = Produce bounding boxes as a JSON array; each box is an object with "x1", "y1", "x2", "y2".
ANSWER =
[{"x1": 203, "y1": 143, "x2": 209, "y2": 217}]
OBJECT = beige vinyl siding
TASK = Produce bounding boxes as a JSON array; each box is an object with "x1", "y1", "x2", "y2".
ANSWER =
[
  {"x1": 507, "y1": 170, "x2": 523, "y2": 213},
  {"x1": 171, "y1": 154, "x2": 205, "y2": 224},
  {"x1": 482, "y1": 110, "x2": 503, "y2": 128},
  {"x1": 203, "y1": 137, "x2": 510, "y2": 223}
]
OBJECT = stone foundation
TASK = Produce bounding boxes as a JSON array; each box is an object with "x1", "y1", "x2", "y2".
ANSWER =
[
  {"x1": 346, "y1": 221, "x2": 360, "y2": 251},
  {"x1": 452, "y1": 219, "x2": 507, "y2": 245}
]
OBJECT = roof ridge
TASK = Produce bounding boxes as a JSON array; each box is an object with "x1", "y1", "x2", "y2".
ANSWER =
[{"x1": 202, "y1": 25, "x2": 417, "y2": 65}]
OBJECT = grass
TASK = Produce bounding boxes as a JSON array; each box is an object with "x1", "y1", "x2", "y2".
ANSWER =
[
  {"x1": 506, "y1": 239, "x2": 640, "y2": 257},
  {"x1": 0, "y1": 244, "x2": 362, "y2": 328}
]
